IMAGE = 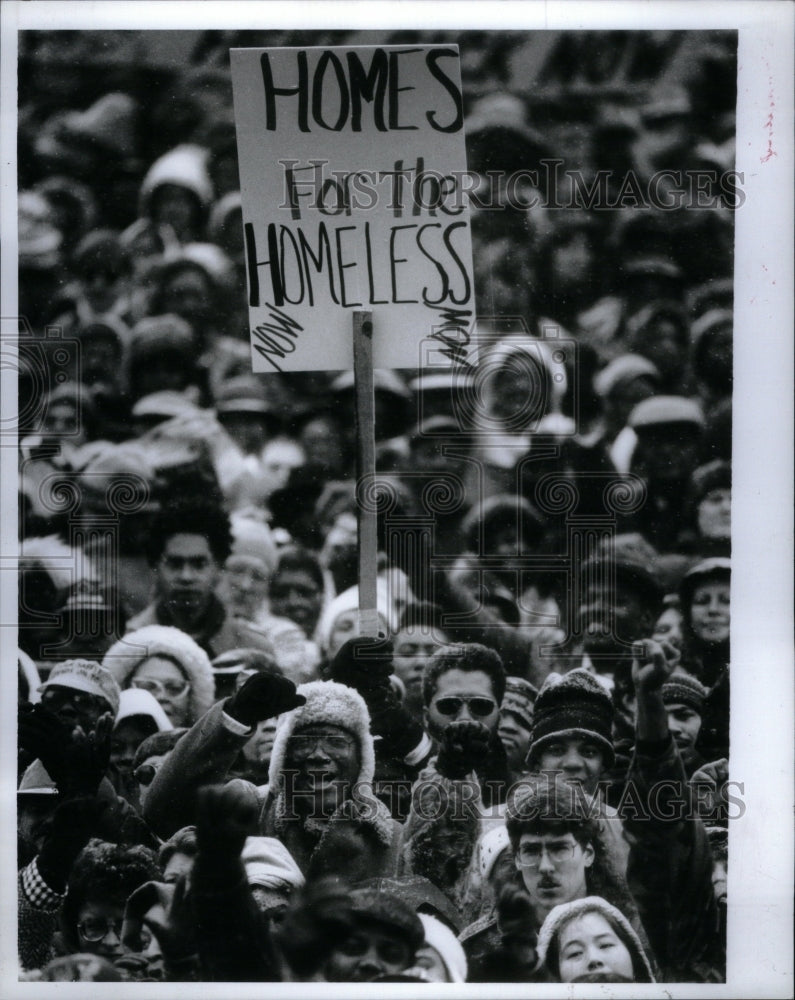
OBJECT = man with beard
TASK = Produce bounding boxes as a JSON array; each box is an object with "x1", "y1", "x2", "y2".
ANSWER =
[{"x1": 127, "y1": 500, "x2": 275, "y2": 659}]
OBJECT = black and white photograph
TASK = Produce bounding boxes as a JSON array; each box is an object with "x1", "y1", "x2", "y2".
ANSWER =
[{"x1": 2, "y1": 2, "x2": 792, "y2": 996}]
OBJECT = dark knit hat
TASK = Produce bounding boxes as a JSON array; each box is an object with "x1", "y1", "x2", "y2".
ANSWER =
[
  {"x1": 348, "y1": 888, "x2": 424, "y2": 950},
  {"x1": 689, "y1": 460, "x2": 731, "y2": 505},
  {"x1": 661, "y1": 671, "x2": 708, "y2": 713},
  {"x1": 529, "y1": 669, "x2": 615, "y2": 768}
]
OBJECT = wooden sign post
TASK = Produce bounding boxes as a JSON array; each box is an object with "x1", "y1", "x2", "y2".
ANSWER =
[{"x1": 352, "y1": 310, "x2": 379, "y2": 636}]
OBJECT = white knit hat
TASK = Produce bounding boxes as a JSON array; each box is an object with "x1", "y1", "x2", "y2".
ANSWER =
[
  {"x1": 267, "y1": 680, "x2": 374, "y2": 789},
  {"x1": 102, "y1": 626, "x2": 215, "y2": 724},
  {"x1": 418, "y1": 913, "x2": 468, "y2": 983},
  {"x1": 241, "y1": 836, "x2": 305, "y2": 891},
  {"x1": 536, "y1": 896, "x2": 655, "y2": 982},
  {"x1": 115, "y1": 687, "x2": 174, "y2": 733}
]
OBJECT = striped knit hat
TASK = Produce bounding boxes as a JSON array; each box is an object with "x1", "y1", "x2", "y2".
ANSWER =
[
  {"x1": 528, "y1": 669, "x2": 615, "y2": 768},
  {"x1": 661, "y1": 671, "x2": 709, "y2": 713}
]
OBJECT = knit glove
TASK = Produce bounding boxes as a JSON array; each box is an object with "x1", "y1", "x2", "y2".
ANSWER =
[
  {"x1": 195, "y1": 783, "x2": 260, "y2": 861},
  {"x1": 224, "y1": 672, "x2": 305, "y2": 728},
  {"x1": 436, "y1": 720, "x2": 492, "y2": 780},
  {"x1": 37, "y1": 795, "x2": 101, "y2": 891}
]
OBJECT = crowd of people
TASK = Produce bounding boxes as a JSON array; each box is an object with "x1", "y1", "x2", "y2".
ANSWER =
[{"x1": 17, "y1": 28, "x2": 734, "y2": 983}]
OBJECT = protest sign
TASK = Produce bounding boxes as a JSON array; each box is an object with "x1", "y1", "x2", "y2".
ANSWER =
[{"x1": 231, "y1": 45, "x2": 476, "y2": 373}]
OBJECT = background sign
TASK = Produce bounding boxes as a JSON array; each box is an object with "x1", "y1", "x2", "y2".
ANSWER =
[{"x1": 231, "y1": 45, "x2": 476, "y2": 372}]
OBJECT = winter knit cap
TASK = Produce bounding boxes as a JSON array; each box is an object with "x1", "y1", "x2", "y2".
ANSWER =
[
  {"x1": 102, "y1": 626, "x2": 215, "y2": 724},
  {"x1": 18, "y1": 191, "x2": 62, "y2": 268},
  {"x1": 241, "y1": 836, "x2": 305, "y2": 891},
  {"x1": 536, "y1": 895, "x2": 655, "y2": 982},
  {"x1": 128, "y1": 314, "x2": 196, "y2": 361},
  {"x1": 679, "y1": 557, "x2": 731, "y2": 608},
  {"x1": 629, "y1": 395, "x2": 705, "y2": 431},
  {"x1": 314, "y1": 583, "x2": 397, "y2": 654},
  {"x1": 502, "y1": 676, "x2": 538, "y2": 731},
  {"x1": 593, "y1": 354, "x2": 660, "y2": 398},
  {"x1": 138, "y1": 144, "x2": 213, "y2": 219},
  {"x1": 39, "y1": 659, "x2": 121, "y2": 718},
  {"x1": 691, "y1": 308, "x2": 732, "y2": 348},
  {"x1": 661, "y1": 671, "x2": 708, "y2": 713},
  {"x1": 268, "y1": 680, "x2": 375, "y2": 789},
  {"x1": 228, "y1": 513, "x2": 278, "y2": 576},
  {"x1": 115, "y1": 687, "x2": 174, "y2": 733},
  {"x1": 418, "y1": 912, "x2": 468, "y2": 983},
  {"x1": 348, "y1": 888, "x2": 424, "y2": 950},
  {"x1": 529, "y1": 669, "x2": 615, "y2": 768},
  {"x1": 478, "y1": 824, "x2": 512, "y2": 882},
  {"x1": 689, "y1": 460, "x2": 731, "y2": 505}
]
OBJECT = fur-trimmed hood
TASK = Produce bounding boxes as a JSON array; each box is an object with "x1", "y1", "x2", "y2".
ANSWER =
[
  {"x1": 102, "y1": 625, "x2": 216, "y2": 724},
  {"x1": 268, "y1": 680, "x2": 375, "y2": 789}
]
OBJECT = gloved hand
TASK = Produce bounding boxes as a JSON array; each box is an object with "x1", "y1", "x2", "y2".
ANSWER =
[
  {"x1": 330, "y1": 635, "x2": 394, "y2": 696},
  {"x1": 436, "y1": 720, "x2": 492, "y2": 779},
  {"x1": 18, "y1": 703, "x2": 72, "y2": 787},
  {"x1": 224, "y1": 672, "x2": 305, "y2": 728},
  {"x1": 195, "y1": 782, "x2": 260, "y2": 860},
  {"x1": 37, "y1": 795, "x2": 101, "y2": 891}
]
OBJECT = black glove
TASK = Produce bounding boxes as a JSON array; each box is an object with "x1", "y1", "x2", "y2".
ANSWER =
[
  {"x1": 37, "y1": 795, "x2": 101, "y2": 891},
  {"x1": 224, "y1": 672, "x2": 305, "y2": 728},
  {"x1": 18, "y1": 703, "x2": 72, "y2": 787},
  {"x1": 123, "y1": 877, "x2": 198, "y2": 972},
  {"x1": 436, "y1": 720, "x2": 492, "y2": 779},
  {"x1": 330, "y1": 635, "x2": 394, "y2": 695},
  {"x1": 195, "y1": 783, "x2": 260, "y2": 860}
]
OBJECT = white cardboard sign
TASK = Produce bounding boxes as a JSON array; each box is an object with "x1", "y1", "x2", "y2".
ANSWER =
[{"x1": 231, "y1": 45, "x2": 476, "y2": 372}]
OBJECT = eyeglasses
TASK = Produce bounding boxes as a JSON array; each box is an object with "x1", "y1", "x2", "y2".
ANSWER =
[
  {"x1": 432, "y1": 696, "x2": 498, "y2": 718},
  {"x1": 287, "y1": 733, "x2": 355, "y2": 758},
  {"x1": 134, "y1": 763, "x2": 161, "y2": 787},
  {"x1": 78, "y1": 916, "x2": 124, "y2": 942},
  {"x1": 41, "y1": 687, "x2": 108, "y2": 715},
  {"x1": 515, "y1": 840, "x2": 577, "y2": 869},
  {"x1": 131, "y1": 677, "x2": 190, "y2": 699}
]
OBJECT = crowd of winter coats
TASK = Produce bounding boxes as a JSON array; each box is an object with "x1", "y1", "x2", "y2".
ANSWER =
[{"x1": 17, "y1": 29, "x2": 733, "y2": 983}]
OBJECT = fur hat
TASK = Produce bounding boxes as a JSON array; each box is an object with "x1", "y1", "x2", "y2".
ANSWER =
[
  {"x1": 268, "y1": 680, "x2": 374, "y2": 789},
  {"x1": 536, "y1": 895, "x2": 655, "y2": 982},
  {"x1": 102, "y1": 626, "x2": 215, "y2": 724},
  {"x1": 661, "y1": 671, "x2": 709, "y2": 713},
  {"x1": 529, "y1": 669, "x2": 615, "y2": 768},
  {"x1": 348, "y1": 888, "x2": 424, "y2": 950},
  {"x1": 417, "y1": 912, "x2": 468, "y2": 982},
  {"x1": 39, "y1": 659, "x2": 121, "y2": 718},
  {"x1": 478, "y1": 824, "x2": 512, "y2": 882}
]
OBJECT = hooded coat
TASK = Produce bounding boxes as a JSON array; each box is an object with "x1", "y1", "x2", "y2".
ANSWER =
[
  {"x1": 103, "y1": 625, "x2": 216, "y2": 726},
  {"x1": 143, "y1": 681, "x2": 402, "y2": 884}
]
